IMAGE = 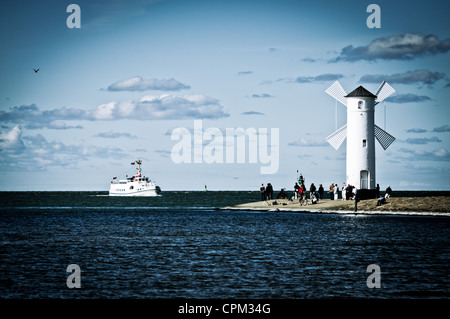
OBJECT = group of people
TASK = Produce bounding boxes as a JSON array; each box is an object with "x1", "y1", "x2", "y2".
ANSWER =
[
  {"x1": 329, "y1": 183, "x2": 360, "y2": 211},
  {"x1": 259, "y1": 183, "x2": 274, "y2": 201},
  {"x1": 376, "y1": 184, "x2": 392, "y2": 206},
  {"x1": 328, "y1": 182, "x2": 362, "y2": 201},
  {"x1": 259, "y1": 181, "x2": 393, "y2": 211},
  {"x1": 260, "y1": 182, "x2": 321, "y2": 204},
  {"x1": 292, "y1": 182, "x2": 324, "y2": 199},
  {"x1": 293, "y1": 182, "x2": 320, "y2": 204}
]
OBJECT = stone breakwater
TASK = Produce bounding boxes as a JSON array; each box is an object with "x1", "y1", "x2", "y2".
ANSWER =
[{"x1": 221, "y1": 196, "x2": 450, "y2": 216}]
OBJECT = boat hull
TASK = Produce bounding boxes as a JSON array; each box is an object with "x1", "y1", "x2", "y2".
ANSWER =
[{"x1": 109, "y1": 185, "x2": 161, "y2": 197}]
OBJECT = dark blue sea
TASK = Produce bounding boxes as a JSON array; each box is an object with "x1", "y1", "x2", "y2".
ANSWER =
[{"x1": 1, "y1": 191, "x2": 449, "y2": 300}]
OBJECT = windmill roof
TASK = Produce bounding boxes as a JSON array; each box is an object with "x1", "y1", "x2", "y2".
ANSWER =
[{"x1": 344, "y1": 86, "x2": 377, "y2": 98}]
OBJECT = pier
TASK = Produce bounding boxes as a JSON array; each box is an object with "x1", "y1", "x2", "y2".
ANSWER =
[{"x1": 221, "y1": 196, "x2": 450, "y2": 216}]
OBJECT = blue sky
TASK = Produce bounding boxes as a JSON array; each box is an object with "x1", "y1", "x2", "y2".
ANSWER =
[{"x1": 0, "y1": 0, "x2": 449, "y2": 191}]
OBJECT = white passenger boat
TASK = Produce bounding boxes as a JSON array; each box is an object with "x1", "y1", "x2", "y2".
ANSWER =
[{"x1": 109, "y1": 160, "x2": 161, "y2": 196}]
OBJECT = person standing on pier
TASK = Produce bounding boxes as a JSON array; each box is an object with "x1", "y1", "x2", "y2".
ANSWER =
[
  {"x1": 318, "y1": 184, "x2": 324, "y2": 199},
  {"x1": 334, "y1": 183, "x2": 339, "y2": 200},
  {"x1": 353, "y1": 186, "x2": 359, "y2": 212},
  {"x1": 260, "y1": 184, "x2": 266, "y2": 201},
  {"x1": 309, "y1": 183, "x2": 316, "y2": 200},
  {"x1": 329, "y1": 183, "x2": 334, "y2": 200},
  {"x1": 294, "y1": 182, "x2": 300, "y2": 199},
  {"x1": 266, "y1": 183, "x2": 273, "y2": 200}
]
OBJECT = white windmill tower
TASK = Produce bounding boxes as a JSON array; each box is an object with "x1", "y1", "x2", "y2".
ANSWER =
[{"x1": 325, "y1": 81, "x2": 396, "y2": 198}]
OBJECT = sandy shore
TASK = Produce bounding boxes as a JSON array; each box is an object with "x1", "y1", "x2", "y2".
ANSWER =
[{"x1": 221, "y1": 196, "x2": 450, "y2": 216}]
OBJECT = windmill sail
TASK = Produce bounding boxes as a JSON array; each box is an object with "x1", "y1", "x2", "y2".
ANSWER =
[
  {"x1": 375, "y1": 81, "x2": 395, "y2": 105},
  {"x1": 325, "y1": 81, "x2": 348, "y2": 106},
  {"x1": 374, "y1": 124, "x2": 395, "y2": 150},
  {"x1": 326, "y1": 124, "x2": 347, "y2": 150}
]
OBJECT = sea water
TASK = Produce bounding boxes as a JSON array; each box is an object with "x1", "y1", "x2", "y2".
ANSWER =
[{"x1": 0, "y1": 191, "x2": 449, "y2": 299}]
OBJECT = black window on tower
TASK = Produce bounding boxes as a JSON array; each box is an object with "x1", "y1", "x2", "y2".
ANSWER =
[{"x1": 358, "y1": 101, "x2": 363, "y2": 109}]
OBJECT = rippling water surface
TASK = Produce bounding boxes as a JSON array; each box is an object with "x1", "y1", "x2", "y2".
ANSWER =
[{"x1": 0, "y1": 191, "x2": 449, "y2": 298}]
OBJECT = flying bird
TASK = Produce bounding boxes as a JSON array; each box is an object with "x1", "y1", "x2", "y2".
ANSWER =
[{"x1": 33, "y1": 68, "x2": 39, "y2": 73}]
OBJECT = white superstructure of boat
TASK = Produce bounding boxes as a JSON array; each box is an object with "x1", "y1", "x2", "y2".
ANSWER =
[{"x1": 109, "y1": 160, "x2": 161, "y2": 196}]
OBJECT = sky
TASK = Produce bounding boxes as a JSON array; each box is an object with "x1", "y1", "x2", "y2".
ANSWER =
[{"x1": 0, "y1": 0, "x2": 449, "y2": 191}]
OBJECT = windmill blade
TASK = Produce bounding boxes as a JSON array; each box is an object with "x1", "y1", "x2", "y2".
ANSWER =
[
  {"x1": 326, "y1": 124, "x2": 347, "y2": 150},
  {"x1": 325, "y1": 81, "x2": 348, "y2": 106},
  {"x1": 375, "y1": 81, "x2": 395, "y2": 105},
  {"x1": 374, "y1": 124, "x2": 395, "y2": 150}
]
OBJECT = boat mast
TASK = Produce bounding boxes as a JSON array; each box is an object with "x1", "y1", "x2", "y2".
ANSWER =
[{"x1": 136, "y1": 159, "x2": 142, "y2": 176}]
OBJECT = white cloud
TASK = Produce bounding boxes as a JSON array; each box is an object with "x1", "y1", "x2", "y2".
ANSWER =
[
  {"x1": 107, "y1": 76, "x2": 190, "y2": 91},
  {"x1": 387, "y1": 93, "x2": 431, "y2": 103},
  {"x1": 0, "y1": 125, "x2": 24, "y2": 152},
  {"x1": 275, "y1": 74, "x2": 344, "y2": 84},
  {"x1": 94, "y1": 131, "x2": 138, "y2": 139},
  {"x1": 397, "y1": 147, "x2": 450, "y2": 161},
  {"x1": 294, "y1": 74, "x2": 344, "y2": 83},
  {"x1": 433, "y1": 125, "x2": 450, "y2": 132},
  {"x1": 251, "y1": 94, "x2": 273, "y2": 98},
  {"x1": 0, "y1": 105, "x2": 86, "y2": 130},
  {"x1": 0, "y1": 94, "x2": 229, "y2": 129},
  {"x1": 95, "y1": 94, "x2": 229, "y2": 120},
  {"x1": 23, "y1": 134, "x2": 125, "y2": 162},
  {"x1": 241, "y1": 111, "x2": 264, "y2": 116},
  {"x1": 93, "y1": 102, "x2": 117, "y2": 120},
  {"x1": 0, "y1": 126, "x2": 127, "y2": 171},
  {"x1": 288, "y1": 138, "x2": 328, "y2": 147},
  {"x1": 302, "y1": 57, "x2": 317, "y2": 63},
  {"x1": 0, "y1": 125, "x2": 126, "y2": 171},
  {"x1": 406, "y1": 128, "x2": 427, "y2": 133},
  {"x1": 360, "y1": 69, "x2": 445, "y2": 85},
  {"x1": 403, "y1": 137, "x2": 441, "y2": 145},
  {"x1": 237, "y1": 71, "x2": 253, "y2": 76},
  {"x1": 131, "y1": 94, "x2": 228, "y2": 120},
  {"x1": 331, "y1": 33, "x2": 450, "y2": 62}
]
